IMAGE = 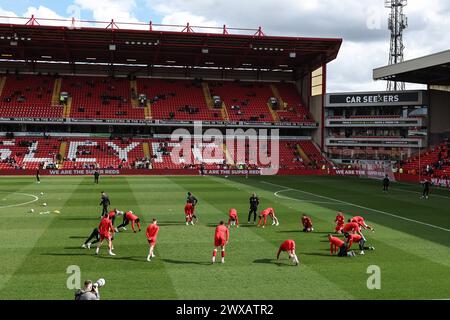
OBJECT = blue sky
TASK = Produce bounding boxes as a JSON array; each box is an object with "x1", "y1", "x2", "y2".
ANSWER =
[
  {"x1": 0, "y1": 0, "x2": 164, "y2": 22},
  {"x1": 0, "y1": 0, "x2": 448, "y2": 92}
]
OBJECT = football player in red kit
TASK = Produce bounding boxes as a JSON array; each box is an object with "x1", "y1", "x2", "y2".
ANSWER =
[
  {"x1": 350, "y1": 216, "x2": 374, "y2": 231},
  {"x1": 328, "y1": 234, "x2": 345, "y2": 255},
  {"x1": 301, "y1": 214, "x2": 314, "y2": 232},
  {"x1": 257, "y1": 207, "x2": 279, "y2": 228},
  {"x1": 184, "y1": 202, "x2": 194, "y2": 226},
  {"x1": 342, "y1": 221, "x2": 362, "y2": 235},
  {"x1": 334, "y1": 211, "x2": 345, "y2": 233},
  {"x1": 228, "y1": 208, "x2": 239, "y2": 228},
  {"x1": 95, "y1": 215, "x2": 116, "y2": 256},
  {"x1": 107, "y1": 208, "x2": 124, "y2": 226},
  {"x1": 212, "y1": 221, "x2": 230, "y2": 264},
  {"x1": 345, "y1": 232, "x2": 375, "y2": 255},
  {"x1": 277, "y1": 239, "x2": 299, "y2": 265},
  {"x1": 146, "y1": 219, "x2": 160, "y2": 262},
  {"x1": 116, "y1": 210, "x2": 141, "y2": 233}
]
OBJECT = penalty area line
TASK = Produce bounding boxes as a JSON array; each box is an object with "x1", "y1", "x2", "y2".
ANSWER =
[{"x1": 262, "y1": 181, "x2": 450, "y2": 233}]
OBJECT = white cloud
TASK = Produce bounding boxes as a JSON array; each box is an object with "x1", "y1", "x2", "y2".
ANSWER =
[
  {"x1": 146, "y1": 0, "x2": 448, "y2": 92},
  {"x1": 74, "y1": 0, "x2": 138, "y2": 23}
]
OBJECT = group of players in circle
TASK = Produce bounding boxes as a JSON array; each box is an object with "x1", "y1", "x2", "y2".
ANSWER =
[{"x1": 80, "y1": 191, "x2": 375, "y2": 265}]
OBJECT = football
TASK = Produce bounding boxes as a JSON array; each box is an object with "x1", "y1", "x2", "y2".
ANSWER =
[
  {"x1": 43, "y1": 203, "x2": 47, "y2": 207},
  {"x1": 30, "y1": 209, "x2": 34, "y2": 213}
]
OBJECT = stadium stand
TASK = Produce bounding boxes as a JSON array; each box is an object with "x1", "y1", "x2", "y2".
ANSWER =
[
  {"x1": 0, "y1": 75, "x2": 63, "y2": 118},
  {"x1": 59, "y1": 76, "x2": 145, "y2": 120},
  {"x1": 0, "y1": 137, "x2": 328, "y2": 171},
  {"x1": 400, "y1": 140, "x2": 450, "y2": 178}
]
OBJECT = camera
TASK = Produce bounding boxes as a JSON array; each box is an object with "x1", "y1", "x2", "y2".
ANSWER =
[{"x1": 93, "y1": 278, "x2": 106, "y2": 289}]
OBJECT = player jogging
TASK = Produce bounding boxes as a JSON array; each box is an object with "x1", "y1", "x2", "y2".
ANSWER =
[
  {"x1": 257, "y1": 208, "x2": 279, "y2": 228},
  {"x1": 95, "y1": 215, "x2": 116, "y2": 256},
  {"x1": 116, "y1": 210, "x2": 141, "y2": 233},
  {"x1": 301, "y1": 214, "x2": 314, "y2": 232},
  {"x1": 186, "y1": 192, "x2": 199, "y2": 223},
  {"x1": 334, "y1": 211, "x2": 345, "y2": 233},
  {"x1": 146, "y1": 219, "x2": 160, "y2": 262},
  {"x1": 184, "y1": 202, "x2": 194, "y2": 226},
  {"x1": 228, "y1": 208, "x2": 239, "y2": 228},
  {"x1": 212, "y1": 221, "x2": 229, "y2": 264},
  {"x1": 277, "y1": 239, "x2": 299, "y2": 265}
]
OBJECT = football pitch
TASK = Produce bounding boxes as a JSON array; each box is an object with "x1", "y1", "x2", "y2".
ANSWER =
[{"x1": 0, "y1": 175, "x2": 449, "y2": 300}]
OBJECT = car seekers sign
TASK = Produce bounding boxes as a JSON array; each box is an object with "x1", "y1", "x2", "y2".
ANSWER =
[{"x1": 326, "y1": 91, "x2": 426, "y2": 107}]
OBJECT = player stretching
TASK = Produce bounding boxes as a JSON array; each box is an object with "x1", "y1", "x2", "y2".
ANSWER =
[
  {"x1": 116, "y1": 210, "x2": 141, "y2": 233},
  {"x1": 187, "y1": 192, "x2": 199, "y2": 223},
  {"x1": 146, "y1": 219, "x2": 160, "y2": 262},
  {"x1": 350, "y1": 216, "x2": 374, "y2": 231},
  {"x1": 345, "y1": 232, "x2": 375, "y2": 255},
  {"x1": 108, "y1": 208, "x2": 124, "y2": 227},
  {"x1": 82, "y1": 227, "x2": 100, "y2": 249},
  {"x1": 184, "y1": 202, "x2": 194, "y2": 226},
  {"x1": 301, "y1": 214, "x2": 314, "y2": 232},
  {"x1": 328, "y1": 234, "x2": 345, "y2": 255},
  {"x1": 257, "y1": 208, "x2": 279, "y2": 228},
  {"x1": 334, "y1": 211, "x2": 345, "y2": 234},
  {"x1": 212, "y1": 221, "x2": 229, "y2": 264},
  {"x1": 228, "y1": 208, "x2": 239, "y2": 228},
  {"x1": 277, "y1": 239, "x2": 299, "y2": 265},
  {"x1": 95, "y1": 215, "x2": 116, "y2": 256}
]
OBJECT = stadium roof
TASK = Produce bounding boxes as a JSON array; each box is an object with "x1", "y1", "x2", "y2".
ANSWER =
[
  {"x1": 0, "y1": 16, "x2": 342, "y2": 73},
  {"x1": 373, "y1": 49, "x2": 450, "y2": 86}
]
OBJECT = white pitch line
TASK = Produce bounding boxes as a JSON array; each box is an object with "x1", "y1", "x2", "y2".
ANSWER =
[
  {"x1": 262, "y1": 181, "x2": 450, "y2": 233},
  {"x1": 274, "y1": 189, "x2": 341, "y2": 205},
  {"x1": 0, "y1": 192, "x2": 39, "y2": 209},
  {"x1": 389, "y1": 187, "x2": 450, "y2": 200}
]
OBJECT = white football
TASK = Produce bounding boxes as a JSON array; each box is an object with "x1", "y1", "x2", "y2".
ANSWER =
[
  {"x1": 40, "y1": 192, "x2": 44, "y2": 196},
  {"x1": 43, "y1": 203, "x2": 47, "y2": 207},
  {"x1": 30, "y1": 209, "x2": 35, "y2": 213}
]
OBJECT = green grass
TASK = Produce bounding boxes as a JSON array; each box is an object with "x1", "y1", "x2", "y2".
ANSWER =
[{"x1": 0, "y1": 175, "x2": 449, "y2": 300}]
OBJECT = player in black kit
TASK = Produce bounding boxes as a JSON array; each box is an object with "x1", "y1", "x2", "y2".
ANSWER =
[
  {"x1": 421, "y1": 179, "x2": 431, "y2": 199},
  {"x1": 382, "y1": 174, "x2": 390, "y2": 192},
  {"x1": 100, "y1": 191, "x2": 110, "y2": 216},
  {"x1": 248, "y1": 193, "x2": 259, "y2": 224},
  {"x1": 187, "y1": 192, "x2": 199, "y2": 223}
]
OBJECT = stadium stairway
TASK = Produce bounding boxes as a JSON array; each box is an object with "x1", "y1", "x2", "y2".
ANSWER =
[
  {"x1": 51, "y1": 78, "x2": 62, "y2": 106},
  {"x1": 202, "y1": 82, "x2": 215, "y2": 110},
  {"x1": 130, "y1": 80, "x2": 139, "y2": 108},
  {"x1": 145, "y1": 101, "x2": 152, "y2": 119},
  {"x1": 270, "y1": 84, "x2": 286, "y2": 110},
  {"x1": 143, "y1": 142, "x2": 151, "y2": 158},
  {"x1": 223, "y1": 143, "x2": 235, "y2": 165},
  {"x1": 296, "y1": 144, "x2": 311, "y2": 164},
  {"x1": 58, "y1": 141, "x2": 68, "y2": 168},
  {"x1": 267, "y1": 102, "x2": 280, "y2": 122},
  {"x1": 63, "y1": 97, "x2": 72, "y2": 118},
  {"x1": 0, "y1": 76, "x2": 6, "y2": 97}
]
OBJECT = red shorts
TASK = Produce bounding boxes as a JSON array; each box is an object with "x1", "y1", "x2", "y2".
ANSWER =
[
  {"x1": 100, "y1": 233, "x2": 111, "y2": 242},
  {"x1": 215, "y1": 237, "x2": 226, "y2": 247},
  {"x1": 147, "y1": 239, "x2": 157, "y2": 246}
]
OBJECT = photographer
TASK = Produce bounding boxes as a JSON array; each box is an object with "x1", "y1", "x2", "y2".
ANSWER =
[{"x1": 75, "y1": 280, "x2": 101, "y2": 300}]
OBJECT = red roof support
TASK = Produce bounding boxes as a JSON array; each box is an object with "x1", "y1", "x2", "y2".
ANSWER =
[
  {"x1": 25, "y1": 15, "x2": 40, "y2": 26},
  {"x1": 181, "y1": 22, "x2": 194, "y2": 33},
  {"x1": 254, "y1": 26, "x2": 265, "y2": 37}
]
